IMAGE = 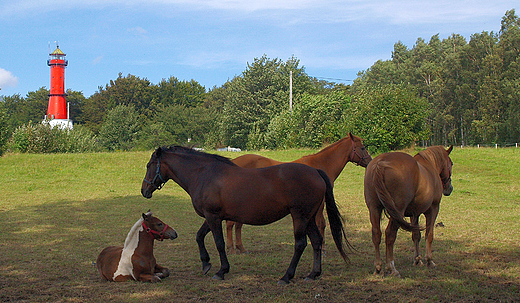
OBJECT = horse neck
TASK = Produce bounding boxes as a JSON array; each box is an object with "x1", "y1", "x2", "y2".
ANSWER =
[
  {"x1": 298, "y1": 137, "x2": 353, "y2": 181},
  {"x1": 135, "y1": 230, "x2": 155, "y2": 257},
  {"x1": 163, "y1": 152, "x2": 221, "y2": 194},
  {"x1": 123, "y1": 218, "x2": 155, "y2": 257}
]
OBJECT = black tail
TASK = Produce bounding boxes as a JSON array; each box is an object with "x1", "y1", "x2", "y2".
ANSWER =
[{"x1": 317, "y1": 169, "x2": 352, "y2": 263}]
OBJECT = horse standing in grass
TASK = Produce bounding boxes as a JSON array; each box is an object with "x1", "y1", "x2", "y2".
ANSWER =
[
  {"x1": 96, "y1": 211, "x2": 178, "y2": 282},
  {"x1": 141, "y1": 146, "x2": 351, "y2": 284},
  {"x1": 227, "y1": 133, "x2": 372, "y2": 253},
  {"x1": 364, "y1": 146, "x2": 453, "y2": 277}
]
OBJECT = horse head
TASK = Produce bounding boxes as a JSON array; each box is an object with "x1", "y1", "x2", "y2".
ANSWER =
[
  {"x1": 142, "y1": 147, "x2": 167, "y2": 199},
  {"x1": 349, "y1": 133, "x2": 372, "y2": 167},
  {"x1": 142, "y1": 211, "x2": 178, "y2": 241},
  {"x1": 440, "y1": 145, "x2": 454, "y2": 196}
]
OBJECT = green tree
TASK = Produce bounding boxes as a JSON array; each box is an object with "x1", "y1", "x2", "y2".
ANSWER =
[
  {"x1": 0, "y1": 102, "x2": 9, "y2": 156},
  {"x1": 65, "y1": 89, "x2": 87, "y2": 125},
  {"x1": 139, "y1": 104, "x2": 213, "y2": 148},
  {"x1": 346, "y1": 84, "x2": 430, "y2": 152},
  {"x1": 154, "y1": 77, "x2": 206, "y2": 108},
  {"x1": 98, "y1": 104, "x2": 142, "y2": 151},
  {"x1": 1, "y1": 94, "x2": 26, "y2": 133},
  {"x1": 81, "y1": 74, "x2": 154, "y2": 133},
  {"x1": 262, "y1": 91, "x2": 349, "y2": 149},
  {"x1": 217, "y1": 55, "x2": 313, "y2": 149}
]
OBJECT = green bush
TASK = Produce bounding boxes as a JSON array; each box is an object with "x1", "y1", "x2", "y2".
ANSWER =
[
  {"x1": 9, "y1": 122, "x2": 101, "y2": 153},
  {"x1": 346, "y1": 84, "x2": 431, "y2": 152},
  {"x1": 263, "y1": 91, "x2": 349, "y2": 149}
]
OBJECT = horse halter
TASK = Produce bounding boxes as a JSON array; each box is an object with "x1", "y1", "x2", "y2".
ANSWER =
[
  {"x1": 142, "y1": 221, "x2": 169, "y2": 241},
  {"x1": 143, "y1": 157, "x2": 166, "y2": 190},
  {"x1": 351, "y1": 146, "x2": 370, "y2": 166}
]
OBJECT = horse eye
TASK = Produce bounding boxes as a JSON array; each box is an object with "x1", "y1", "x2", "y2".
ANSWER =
[{"x1": 158, "y1": 223, "x2": 163, "y2": 227}]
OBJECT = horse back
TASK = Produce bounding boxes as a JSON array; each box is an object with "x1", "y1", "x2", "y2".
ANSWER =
[
  {"x1": 209, "y1": 163, "x2": 326, "y2": 225},
  {"x1": 232, "y1": 154, "x2": 283, "y2": 168},
  {"x1": 364, "y1": 152, "x2": 420, "y2": 214}
]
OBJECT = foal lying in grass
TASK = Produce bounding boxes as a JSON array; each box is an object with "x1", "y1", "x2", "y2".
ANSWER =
[{"x1": 96, "y1": 211, "x2": 177, "y2": 282}]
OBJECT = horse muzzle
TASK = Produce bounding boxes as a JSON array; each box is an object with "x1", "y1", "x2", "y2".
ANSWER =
[
  {"x1": 141, "y1": 188, "x2": 153, "y2": 199},
  {"x1": 443, "y1": 183, "x2": 453, "y2": 196},
  {"x1": 166, "y1": 229, "x2": 178, "y2": 240},
  {"x1": 360, "y1": 156, "x2": 372, "y2": 168}
]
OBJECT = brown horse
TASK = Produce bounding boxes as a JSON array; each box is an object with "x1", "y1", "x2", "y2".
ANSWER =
[
  {"x1": 364, "y1": 146, "x2": 453, "y2": 277},
  {"x1": 96, "y1": 211, "x2": 178, "y2": 282},
  {"x1": 141, "y1": 146, "x2": 350, "y2": 284},
  {"x1": 227, "y1": 133, "x2": 372, "y2": 253}
]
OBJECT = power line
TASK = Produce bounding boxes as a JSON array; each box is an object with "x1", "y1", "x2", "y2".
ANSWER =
[{"x1": 313, "y1": 76, "x2": 355, "y2": 82}]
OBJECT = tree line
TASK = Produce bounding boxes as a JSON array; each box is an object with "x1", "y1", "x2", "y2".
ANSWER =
[{"x1": 0, "y1": 10, "x2": 518, "y2": 156}]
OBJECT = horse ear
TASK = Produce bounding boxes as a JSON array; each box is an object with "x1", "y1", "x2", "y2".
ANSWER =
[
  {"x1": 349, "y1": 132, "x2": 354, "y2": 140},
  {"x1": 142, "y1": 211, "x2": 152, "y2": 220},
  {"x1": 447, "y1": 145, "x2": 453, "y2": 154},
  {"x1": 155, "y1": 147, "x2": 162, "y2": 157}
]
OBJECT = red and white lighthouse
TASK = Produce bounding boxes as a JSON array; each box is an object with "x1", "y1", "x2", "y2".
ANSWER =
[{"x1": 45, "y1": 44, "x2": 72, "y2": 129}]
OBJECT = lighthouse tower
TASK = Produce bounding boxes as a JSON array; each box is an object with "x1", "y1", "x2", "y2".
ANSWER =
[{"x1": 45, "y1": 44, "x2": 72, "y2": 129}]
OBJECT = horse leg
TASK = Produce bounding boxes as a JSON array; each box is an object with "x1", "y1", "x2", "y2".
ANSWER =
[
  {"x1": 305, "y1": 217, "x2": 323, "y2": 281},
  {"x1": 279, "y1": 218, "x2": 308, "y2": 285},
  {"x1": 206, "y1": 216, "x2": 230, "y2": 280},
  {"x1": 316, "y1": 201, "x2": 326, "y2": 251},
  {"x1": 424, "y1": 205, "x2": 440, "y2": 268},
  {"x1": 384, "y1": 218, "x2": 401, "y2": 277},
  {"x1": 154, "y1": 263, "x2": 170, "y2": 279},
  {"x1": 235, "y1": 222, "x2": 246, "y2": 253},
  {"x1": 368, "y1": 206, "x2": 383, "y2": 275},
  {"x1": 225, "y1": 220, "x2": 236, "y2": 254},
  {"x1": 137, "y1": 273, "x2": 162, "y2": 283},
  {"x1": 196, "y1": 220, "x2": 213, "y2": 275},
  {"x1": 411, "y1": 215, "x2": 423, "y2": 266}
]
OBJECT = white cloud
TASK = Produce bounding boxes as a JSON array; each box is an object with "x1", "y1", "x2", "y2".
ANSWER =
[
  {"x1": 128, "y1": 26, "x2": 148, "y2": 36},
  {"x1": 0, "y1": 68, "x2": 18, "y2": 89},
  {"x1": 3, "y1": 0, "x2": 513, "y2": 21},
  {"x1": 92, "y1": 55, "x2": 104, "y2": 65}
]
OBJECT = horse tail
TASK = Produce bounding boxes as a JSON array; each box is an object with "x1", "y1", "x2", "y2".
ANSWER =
[
  {"x1": 317, "y1": 169, "x2": 352, "y2": 263},
  {"x1": 372, "y1": 161, "x2": 421, "y2": 232}
]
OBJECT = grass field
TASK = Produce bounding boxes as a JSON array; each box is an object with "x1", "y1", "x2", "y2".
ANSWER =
[{"x1": 1, "y1": 147, "x2": 519, "y2": 302}]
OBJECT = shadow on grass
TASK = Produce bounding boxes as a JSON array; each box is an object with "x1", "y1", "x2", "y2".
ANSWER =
[{"x1": 1, "y1": 195, "x2": 519, "y2": 302}]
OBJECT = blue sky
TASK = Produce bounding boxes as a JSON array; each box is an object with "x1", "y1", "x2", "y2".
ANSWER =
[{"x1": 0, "y1": 0, "x2": 517, "y2": 98}]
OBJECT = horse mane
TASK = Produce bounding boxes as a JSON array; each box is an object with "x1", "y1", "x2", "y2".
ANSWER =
[
  {"x1": 123, "y1": 211, "x2": 152, "y2": 249},
  {"x1": 300, "y1": 134, "x2": 359, "y2": 159},
  {"x1": 161, "y1": 146, "x2": 236, "y2": 166}
]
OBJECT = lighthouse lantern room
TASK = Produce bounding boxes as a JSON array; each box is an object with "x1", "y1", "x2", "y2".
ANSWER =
[{"x1": 45, "y1": 44, "x2": 72, "y2": 129}]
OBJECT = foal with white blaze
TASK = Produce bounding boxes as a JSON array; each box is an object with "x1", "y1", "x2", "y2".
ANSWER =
[{"x1": 96, "y1": 211, "x2": 177, "y2": 282}]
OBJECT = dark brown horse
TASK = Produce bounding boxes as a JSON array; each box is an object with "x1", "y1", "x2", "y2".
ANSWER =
[
  {"x1": 141, "y1": 146, "x2": 350, "y2": 284},
  {"x1": 227, "y1": 133, "x2": 372, "y2": 253},
  {"x1": 364, "y1": 146, "x2": 453, "y2": 277},
  {"x1": 96, "y1": 211, "x2": 178, "y2": 282}
]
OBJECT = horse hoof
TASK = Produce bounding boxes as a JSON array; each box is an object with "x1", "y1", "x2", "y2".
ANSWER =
[
  {"x1": 151, "y1": 276, "x2": 162, "y2": 283},
  {"x1": 203, "y1": 263, "x2": 212, "y2": 275},
  {"x1": 277, "y1": 280, "x2": 290, "y2": 286},
  {"x1": 385, "y1": 271, "x2": 401, "y2": 278},
  {"x1": 212, "y1": 274, "x2": 224, "y2": 280}
]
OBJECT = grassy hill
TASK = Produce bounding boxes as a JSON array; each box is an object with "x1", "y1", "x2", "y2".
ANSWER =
[{"x1": 1, "y1": 147, "x2": 519, "y2": 302}]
